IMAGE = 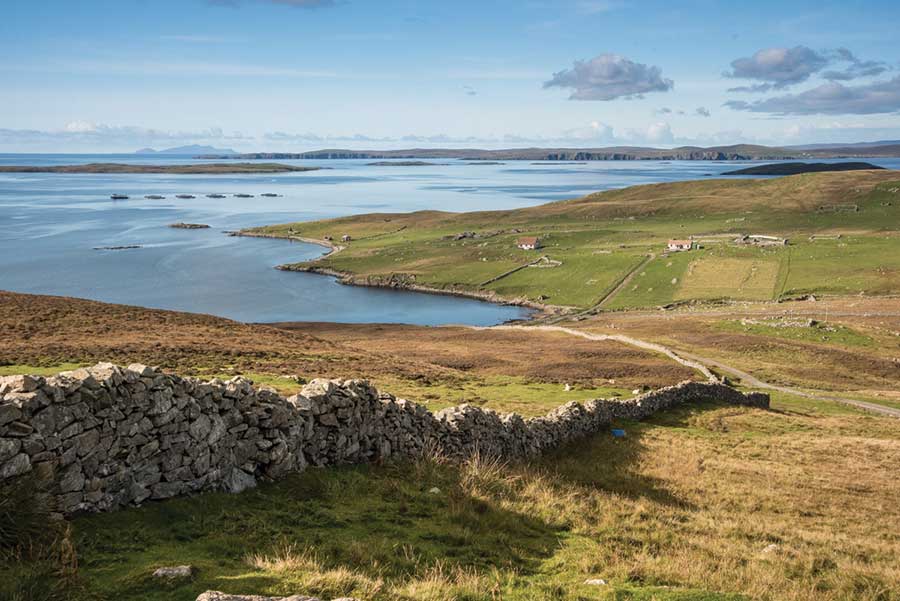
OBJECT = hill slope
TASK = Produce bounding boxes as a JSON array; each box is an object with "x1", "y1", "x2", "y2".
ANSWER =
[{"x1": 246, "y1": 171, "x2": 900, "y2": 310}]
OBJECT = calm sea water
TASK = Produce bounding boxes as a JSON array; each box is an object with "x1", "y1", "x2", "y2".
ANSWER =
[{"x1": 1, "y1": 154, "x2": 898, "y2": 325}]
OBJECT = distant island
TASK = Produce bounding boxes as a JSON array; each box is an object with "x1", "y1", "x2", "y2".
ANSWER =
[
  {"x1": 197, "y1": 142, "x2": 900, "y2": 161},
  {"x1": 367, "y1": 161, "x2": 442, "y2": 166},
  {"x1": 168, "y1": 223, "x2": 211, "y2": 229},
  {"x1": 723, "y1": 162, "x2": 885, "y2": 176},
  {"x1": 0, "y1": 163, "x2": 321, "y2": 174},
  {"x1": 135, "y1": 145, "x2": 237, "y2": 155}
]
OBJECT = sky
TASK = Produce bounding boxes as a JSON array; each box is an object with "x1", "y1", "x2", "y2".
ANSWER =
[{"x1": 2, "y1": 0, "x2": 900, "y2": 152}]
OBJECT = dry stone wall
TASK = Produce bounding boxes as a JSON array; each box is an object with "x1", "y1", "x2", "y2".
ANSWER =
[{"x1": 0, "y1": 363, "x2": 769, "y2": 515}]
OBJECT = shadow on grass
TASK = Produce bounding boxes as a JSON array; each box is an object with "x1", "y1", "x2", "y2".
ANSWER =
[
  {"x1": 69, "y1": 460, "x2": 561, "y2": 601},
  {"x1": 529, "y1": 404, "x2": 715, "y2": 511},
  {"x1": 32, "y1": 400, "x2": 757, "y2": 600}
]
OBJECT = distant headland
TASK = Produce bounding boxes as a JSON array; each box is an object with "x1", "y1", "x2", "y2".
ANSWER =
[
  {"x1": 723, "y1": 162, "x2": 885, "y2": 176},
  {"x1": 197, "y1": 142, "x2": 900, "y2": 161},
  {"x1": 134, "y1": 144, "x2": 237, "y2": 155}
]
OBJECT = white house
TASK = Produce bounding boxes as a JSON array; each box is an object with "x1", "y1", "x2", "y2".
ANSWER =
[
  {"x1": 517, "y1": 236, "x2": 541, "y2": 250},
  {"x1": 667, "y1": 239, "x2": 693, "y2": 252}
]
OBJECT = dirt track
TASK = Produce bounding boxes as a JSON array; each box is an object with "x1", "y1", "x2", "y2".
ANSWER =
[{"x1": 479, "y1": 324, "x2": 900, "y2": 419}]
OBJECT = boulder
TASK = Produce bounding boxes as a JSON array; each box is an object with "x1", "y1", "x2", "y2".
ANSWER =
[
  {"x1": 196, "y1": 592, "x2": 321, "y2": 601},
  {"x1": 153, "y1": 565, "x2": 195, "y2": 579},
  {"x1": 222, "y1": 468, "x2": 256, "y2": 494}
]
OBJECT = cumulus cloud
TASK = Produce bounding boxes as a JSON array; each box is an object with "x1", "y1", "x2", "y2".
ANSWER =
[
  {"x1": 822, "y1": 48, "x2": 889, "y2": 81},
  {"x1": 641, "y1": 121, "x2": 674, "y2": 144},
  {"x1": 724, "y1": 76, "x2": 900, "y2": 115},
  {"x1": 543, "y1": 53, "x2": 673, "y2": 100},
  {"x1": 695, "y1": 106, "x2": 711, "y2": 117},
  {"x1": 656, "y1": 107, "x2": 672, "y2": 114},
  {"x1": 560, "y1": 120, "x2": 616, "y2": 142},
  {"x1": 0, "y1": 123, "x2": 251, "y2": 151},
  {"x1": 725, "y1": 46, "x2": 828, "y2": 92},
  {"x1": 725, "y1": 46, "x2": 890, "y2": 92}
]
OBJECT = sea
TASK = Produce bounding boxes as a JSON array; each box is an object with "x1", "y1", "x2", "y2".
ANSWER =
[{"x1": 2, "y1": 154, "x2": 898, "y2": 326}]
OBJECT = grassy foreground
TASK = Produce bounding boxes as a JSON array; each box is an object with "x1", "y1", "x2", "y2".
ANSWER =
[
  {"x1": 246, "y1": 171, "x2": 900, "y2": 310},
  {"x1": 4, "y1": 394, "x2": 898, "y2": 601}
]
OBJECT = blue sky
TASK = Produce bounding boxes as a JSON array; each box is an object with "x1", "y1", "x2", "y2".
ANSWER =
[{"x1": 2, "y1": 0, "x2": 900, "y2": 152}]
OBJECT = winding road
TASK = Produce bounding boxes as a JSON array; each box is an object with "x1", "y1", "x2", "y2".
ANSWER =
[{"x1": 472, "y1": 324, "x2": 900, "y2": 419}]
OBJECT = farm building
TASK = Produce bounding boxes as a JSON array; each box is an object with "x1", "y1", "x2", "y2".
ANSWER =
[
  {"x1": 667, "y1": 239, "x2": 693, "y2": 252},
  {"x1": 734, "y1": 234, "x2": 788, "y2": 247},
  {"x1": 517, "y1": 236, "x2": 542, "y2": 250}
]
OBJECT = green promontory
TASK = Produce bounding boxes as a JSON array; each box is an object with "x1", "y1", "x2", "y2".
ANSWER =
[{"x1": 245, "y1": 170, "x2": 900, "y2": 311}]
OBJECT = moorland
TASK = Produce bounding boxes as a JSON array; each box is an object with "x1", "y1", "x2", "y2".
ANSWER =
[{"x1": 2, "y1": 290, "x2": 899, "y2": 600}]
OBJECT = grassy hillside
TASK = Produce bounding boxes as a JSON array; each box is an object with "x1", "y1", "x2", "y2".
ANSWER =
[
  {"x1": 246, "y1": 171, "x2": 900, "y2": 310},
  {"x1": 5, "y1": 394, "x2": 898, "y2": 601}
]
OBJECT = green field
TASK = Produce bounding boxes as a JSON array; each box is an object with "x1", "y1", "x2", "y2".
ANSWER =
[{"x1": 247, "y1": 172, "x2": 900, "y2": 311}]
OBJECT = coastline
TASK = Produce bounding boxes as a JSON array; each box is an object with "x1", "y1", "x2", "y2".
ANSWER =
[
  {"x1": 231, "y1": 230, "x2": 345, "y2": 259},
  {"x1": 277, "y1": 263, "x2": 565, "y2": 320},
  {"x1": 234, "y1": 229, "x2": 568, "y2": 321}
]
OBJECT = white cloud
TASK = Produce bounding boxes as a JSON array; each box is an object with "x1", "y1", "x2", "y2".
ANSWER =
[
  {"x1": 725, "y1": 76, "x2": 900, "y2": 115},
  {"x1": 641, "y1": 121, "x2": 674, "y2": 144},
  {"x1": 0, "y1": 123, "x2": 252, "y2": 152},
  {"x1": 725, "y1": 46, "x2": 890, "y2": 93},
  {"x1": 561, "y1": 120, "x2": 616, "y2": 142},
  {"x1": 544, "y1": 53, "x2": 673, "y2": 100},
  {"x1": 64, "y1": 120, "x2": 99, "y2": 133},
  {"x1": 725, "y1": 46, "x2": 828, "y2": 92}
]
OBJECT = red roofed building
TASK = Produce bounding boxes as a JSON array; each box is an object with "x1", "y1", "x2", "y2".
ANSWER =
[
  {"x1": 667, "y1": 239, "x2": 693, "y2": 252},
  {"x1": 517, "y1": 236, "x2": 541, "y2": 250}
]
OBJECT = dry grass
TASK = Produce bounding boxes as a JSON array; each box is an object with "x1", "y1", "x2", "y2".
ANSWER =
[
  {"x1": 0, "y1": 291, "x2": 697, "y2": 414},
  {"x1": 579, "y1": 296, "x2": 900, "y2": 400},
  {"x1": 6, "y1": 396, "x2": 898, "y2": 600},
  {"x1": 475, "y1": 401, "x2": 900, "y2": 600}
]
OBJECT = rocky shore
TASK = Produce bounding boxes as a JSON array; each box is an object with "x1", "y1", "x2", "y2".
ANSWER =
[{"x1": 278, "y1": 263, "x2": 558, "y2": 318}]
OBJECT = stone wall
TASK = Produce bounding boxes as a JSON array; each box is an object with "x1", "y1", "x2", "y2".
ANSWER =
[{"x1": 0, "y1": 363, "x2": 769, "y2": 515}]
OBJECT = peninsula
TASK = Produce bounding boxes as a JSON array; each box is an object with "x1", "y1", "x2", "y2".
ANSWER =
[
  {"x1": 245, "y1": 169, "x2": 900, "y2": 312},
  {"x1": 0, "y1": 162, "x2": 321, "y2": 174},
  {"x1": 723, "y1": 161, "x2": 884, "y2": 176}
]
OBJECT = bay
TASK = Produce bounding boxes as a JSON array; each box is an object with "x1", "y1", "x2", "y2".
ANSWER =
[{"x1": 2, "y1": 155, "x2": 898, "y2": 325}]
